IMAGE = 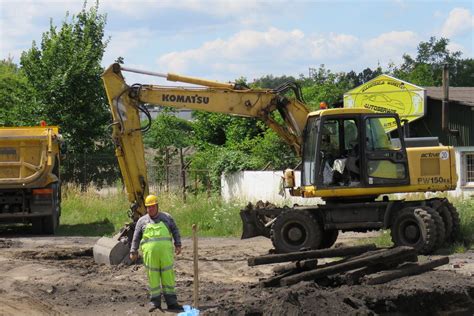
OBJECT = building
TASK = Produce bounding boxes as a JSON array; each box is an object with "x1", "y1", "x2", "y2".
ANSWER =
[{"x1": 411, "y1": 87, "x2": 474, "y2": 196}]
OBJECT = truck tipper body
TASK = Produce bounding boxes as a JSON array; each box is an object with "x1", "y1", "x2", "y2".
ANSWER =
[{"x1": 0, "y1": 126, "x2": 62, "y2": 234}]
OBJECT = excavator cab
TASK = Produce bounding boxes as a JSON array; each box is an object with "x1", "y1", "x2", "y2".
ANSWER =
[{"x1": 301, "y1": 110, "x2": 409, "y2": 193}]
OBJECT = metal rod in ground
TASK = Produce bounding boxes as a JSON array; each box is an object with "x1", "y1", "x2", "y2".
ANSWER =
[
  {"x1": 361, "y1": 256, "x2": 449, "y2": 285},
  {"x1": 192, "y1": 224, "x2": 199, "y2": 307},
  {"x1": 280, "y1": 246, "x2": 416, "y2": 286},
  {"x1": 248, "y1": 244, "x2": 377, "y2": 266},
  {"x1": 180, "y1": 148, "x2": 186, "y2": 202}
]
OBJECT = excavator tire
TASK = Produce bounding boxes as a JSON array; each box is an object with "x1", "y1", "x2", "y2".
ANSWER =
[
  {"x1": 391, "y1": 207, "x2": 438, "y2": 255},
  {"x1": 270, "y1": 210, "x2": 322, "y2": 253},
  {"x1": 436, "y1": 205, "x2": 454, "y2": 242},
  {"x1": 425, "y1": 206, "x2": 446, "y2": 249},
  {"x1": 320, "y1": 229, "x2": 339, "y2": 249},
  {"x1": 446, "y1": 202, "x2": 461, "y2": 242}
]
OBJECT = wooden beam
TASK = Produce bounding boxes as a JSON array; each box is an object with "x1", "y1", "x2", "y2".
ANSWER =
[
  {"x1": 248, "y1": 244, "x2": 377, "y2": 266},
  {"x1": 272, "y1": 259, "x2": 318, "y2": 274},
  {"x1": 280, "y1": 246, "x2": 416, "y2": 286},
  {"x1": 361, "y1": 257, "x2": 449, "y2": 285}
]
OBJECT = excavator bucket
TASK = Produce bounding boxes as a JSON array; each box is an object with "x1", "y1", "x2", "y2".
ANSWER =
[
  {"x1": 93, "y1": 235, "x2": 131, "y2": 265},
  {"x1": 240, "y1": 208, "x2": 272, "y2": 239},
  {"x1": 93, "y1": 224, "x2": 134, "y2": 265},
  {"x1": 240, "y1": 209, "x2": 261, "y2": 239}
]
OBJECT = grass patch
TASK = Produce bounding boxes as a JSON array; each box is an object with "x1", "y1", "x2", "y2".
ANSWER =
[
  {"x1": 454, "y1": 198, "x2": 474, "y2": 251},
  {"x1": 158, "y1": 192, "x2": 243, "y2": 237},
  {"x1": 58, "y1": 185, "x2": 130, "y2": 236},
  {"x1": 59, "y1": 185, "x2": 244, "y2": 237}
]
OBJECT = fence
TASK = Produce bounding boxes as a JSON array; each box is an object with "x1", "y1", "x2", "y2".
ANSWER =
[{"x1": 65, "y1": 148, "x2": 213, "y2": 201}]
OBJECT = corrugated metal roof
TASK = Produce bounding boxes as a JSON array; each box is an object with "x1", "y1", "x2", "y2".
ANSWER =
[{"x1": 425, "y1": 87, "x2": 474, "y2": 107}]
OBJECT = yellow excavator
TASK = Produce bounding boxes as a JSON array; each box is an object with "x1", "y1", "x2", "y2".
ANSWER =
[{"x1": 93, "y1": 63, "x2": 460, "y2": 264}]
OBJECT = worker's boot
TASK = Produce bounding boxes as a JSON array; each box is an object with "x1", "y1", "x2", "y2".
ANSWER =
[
  {"x1": 148, "y1": 299, "x2": 161, "y2": 312},
  {"x1": 164, "y1": 294, "x2": 183, "y2": 311}
]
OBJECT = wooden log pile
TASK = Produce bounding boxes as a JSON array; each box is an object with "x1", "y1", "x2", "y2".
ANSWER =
[{"x1": 248, "y1": 245, "x2": 449, "y2": 288}]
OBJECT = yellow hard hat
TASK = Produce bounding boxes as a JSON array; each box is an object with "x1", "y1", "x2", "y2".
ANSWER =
[{"x1": 144, "y1": 194, "x2": 158, "y2": 207}]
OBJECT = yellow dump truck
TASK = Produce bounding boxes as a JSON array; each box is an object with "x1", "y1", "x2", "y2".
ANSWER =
[{"x1": 0, "y1": 125, "x2": 62, "y2": 234}]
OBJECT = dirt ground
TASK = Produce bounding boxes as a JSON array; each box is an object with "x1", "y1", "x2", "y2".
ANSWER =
[{"x1": 0, "y1": 229, "x2": 473, "y2": 316}]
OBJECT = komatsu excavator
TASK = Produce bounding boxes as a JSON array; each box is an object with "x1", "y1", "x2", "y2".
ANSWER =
[{"x1": 93, "y1": 63, "x2": 460, "y2": 265}]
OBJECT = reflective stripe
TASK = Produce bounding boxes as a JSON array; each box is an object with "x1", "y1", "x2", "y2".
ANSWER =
[
  {"x1": 163, "y1": 289, "x2": 175, "y2": 294},
  {"x1": 149, "y1": 286, "x2": 161, "y2": 292},
  {"x1": 162, "y1": 285, "x2": 175, "y2": 294},
  {"x1": 160, "y1": 264, "x2": 173, "y2": 272},
  {"x1": 140, "y1": 237, "x2": 172, "y2": 245},
  {"x1": 144, "y1": 264, "x2": 161, "y2": 272},
  {"x1": 144, "y1": 264, "x2": 174, "y2": 273}
]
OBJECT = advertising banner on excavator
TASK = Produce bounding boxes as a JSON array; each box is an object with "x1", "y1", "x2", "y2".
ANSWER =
[{"x1": 343, "y1": 74, "x2": 426, "y2": 132}]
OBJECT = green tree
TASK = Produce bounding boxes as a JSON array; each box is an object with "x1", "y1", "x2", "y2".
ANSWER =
[
  {"x1": 145, "y1": 111, "x2": 194, "y2": 150},
  {"x1": 392, "y1": 37, "x2": 473, "y2": 87},
  {"x1": 20, "y1": 2, "x2": 115, "y2": 186},
  {"x1": 0, "y1": 58, "x2": 41, "y2": 126}
]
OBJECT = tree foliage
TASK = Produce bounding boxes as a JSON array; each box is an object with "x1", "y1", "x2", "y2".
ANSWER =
[
  {"x1": 0, "y1": 59, "x2": 41, "y2": 126},
  {"x1": 19, "y1": 2, "x2": 115, "y2": 186},
  {"x1": 391, "y1": 37, "x2": 473, "y2": 87}
]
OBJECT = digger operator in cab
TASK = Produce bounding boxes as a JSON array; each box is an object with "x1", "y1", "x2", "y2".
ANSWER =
[{"x1": 129, "y1": 194, "x2": 183, "y2": 312}]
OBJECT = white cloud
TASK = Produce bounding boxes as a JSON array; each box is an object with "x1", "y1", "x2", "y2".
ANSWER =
[
  {"x1": 156, "y1": 28, "x2": 422, "y2": 80},
  {"x1": 103, "y1": 29, "x2": 155, "y2": 63},
  {"x1": 308, "y1": 33, "x2": 359, "y2": 60},
  {"x1": 446, "y1": 41, "x2": 466, "y2": 54},
  {"x1": 157, "y1": 28, "x2": 309, "y2": 75},
  {"x1": 440, "y1": 7, "x2": 474, "y2": 38},
  {"x1": 0, "y1": 0, "x2": 87, "y2": 61},
  {"x1": 364, "y1": 31, "x2": 419, "y2": 65},
  {"x1": 100, "y1": 0, "x2": 264, "y2": 20}
]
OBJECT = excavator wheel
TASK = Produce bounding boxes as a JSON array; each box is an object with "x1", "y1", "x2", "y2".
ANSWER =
[
  {"x1": 320, "y1": 229, "x2": 339, "y2": 249},
  {"x1": 446, "y1": 202, "x2": 461, "y2": 242},
  {"x1": 436, "y1": 205, "x2": 454, "y2": 242},
  {"x1": 391, "y1": 207, "x2": 438, "y2": 255},
  {"x1": 270, "y1": 210, "x2": 322, "y2": 253},
  {"x1": 425, "y1": 206, "x2": 446, "y2": 249}
]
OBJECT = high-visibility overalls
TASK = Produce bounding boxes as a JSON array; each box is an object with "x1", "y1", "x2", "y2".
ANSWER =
[{"x1": 140, "y1": 221, "x2": 177, "y2": 306}]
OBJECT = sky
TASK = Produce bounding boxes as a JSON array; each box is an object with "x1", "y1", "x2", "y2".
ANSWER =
[{"x1": 1, "y1": 0, "x2": 473, "y2": 83}]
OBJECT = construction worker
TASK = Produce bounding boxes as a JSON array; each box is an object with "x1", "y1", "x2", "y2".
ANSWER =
[{"x1": 129, "y1": 194, "x2": 183, "y2": 312}]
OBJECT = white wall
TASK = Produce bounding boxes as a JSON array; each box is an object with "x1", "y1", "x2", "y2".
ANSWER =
[{"x1": 221, "y1": 171, "x2": 323, "y2": 205}]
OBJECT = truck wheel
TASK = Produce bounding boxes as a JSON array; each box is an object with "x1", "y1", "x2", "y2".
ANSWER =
[
  {"x1": 446, "y1": 202, "x2": 461, "y2": 242},
  {"x1": 320, "y1": 229, "x2": 339, "y2": 249},
  {"x1": 42, "y1": 209, "x2": 59, "y2": 234},
  {"x1": 42, "y1": 183, "x2": 60, "y2": 235},
  {"x1": 270, "y1": 210, "x2": 322, "y2": 253},
  {"x1": 426, "y1": 207, "x2": 446, "y2": 249},
  {"x1": 31, "y1": 218, "x2": 43, "y2": 234},
  {"x1": 391, "y1": 207, "x2": 437, "y2": 254}
]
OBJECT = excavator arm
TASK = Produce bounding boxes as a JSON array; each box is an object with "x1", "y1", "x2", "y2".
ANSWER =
[
  {"x1": 101, "y1": 63, "x2": 309, "y2": 218},
  {"x1": 94, "y1": 63, "x2": 309, "y2": 265}
]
